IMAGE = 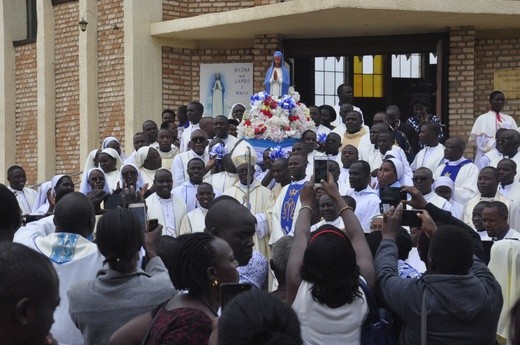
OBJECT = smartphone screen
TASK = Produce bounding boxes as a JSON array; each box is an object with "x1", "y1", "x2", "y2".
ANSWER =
[
  {"x1": 220, "y1": 283, "x2": 252, "y2": 310},
  {"x1": 314, "y1": 158, "x2": 328, "y2": 185},
  {"x1": 401, "y1": 210, "x2": 423, "y2": 227},
  {"x1": 128, "y1": 203, "x2": 147, "y2": 233}
]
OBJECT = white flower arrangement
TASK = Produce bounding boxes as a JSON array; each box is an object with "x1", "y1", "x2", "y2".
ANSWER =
[{"x1": 237, "y1": 90, "x2": 315, "y2": 142}]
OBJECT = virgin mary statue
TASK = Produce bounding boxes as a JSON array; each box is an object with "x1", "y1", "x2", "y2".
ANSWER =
[{"x1": 264, "y1": 51, "x2": 290, "y2": 98}]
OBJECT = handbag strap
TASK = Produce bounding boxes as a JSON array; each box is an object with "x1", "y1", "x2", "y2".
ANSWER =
[
  {"x1": 421, "y1": 289, "x2": 427, "y2": 345},
  {"x1": 358, "y1": 278, "x2": 380, "y2": 321}
]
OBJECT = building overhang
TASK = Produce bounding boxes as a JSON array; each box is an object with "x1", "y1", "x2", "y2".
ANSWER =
[{"x1": 151, "y1": 0, "x2": 520, "y2": 49}]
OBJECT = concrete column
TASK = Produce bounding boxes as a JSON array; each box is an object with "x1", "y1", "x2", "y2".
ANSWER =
[
  {"x1": 36, "y1": 0, "x2": 56, "y2": 181},
  {"x1": 79, "y1": 0, "x2": 99, "y2": 168},
  {"x1": 0, "y1": 0, "x2": 27, "y2": 181},
  {"x1": 123, "y1": 0, "x2": 163, "y2": 154}
]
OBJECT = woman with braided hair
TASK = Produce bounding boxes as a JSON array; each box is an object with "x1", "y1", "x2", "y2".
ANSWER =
[{"x1": 68, "y1": 207, "x2": 175, "y2": 344}]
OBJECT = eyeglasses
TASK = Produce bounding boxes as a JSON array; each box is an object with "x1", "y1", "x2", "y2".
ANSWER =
[{"x1": 191, "y1": 137, "x2": 207, "y2": 143}]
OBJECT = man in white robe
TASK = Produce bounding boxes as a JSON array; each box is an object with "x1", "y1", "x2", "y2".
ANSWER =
[
  {"x1": 479, "y1": 129, "x2": 520, "y2": 170},
  {"x1": 172, "y1": 129, "x2": 210, "y2": 187},
  {"x1": 463, "y1": 167, "x2": 512, "y2": 229},
  {"x1": 224, "y1": 141, "x2": 275, "y2": 258},
  {"x1": 496, "y1": 159, "x2": 520, "y2": 230},
  {"x1": 338, "y1": 145, "x2": 359, "y2": 191},
  {"x1": 345, "y1": 161, "x2": 381, "y2": 232},
  {"x1": 469, "y1": 91, "x2": 517, "y2": 163},
  {"x1": 204, "y1": 153, "x2": 238, "y2": 194},
  {"x1": 145, "y1": 169, "x2": 187, "y2": 237},
  {"x1": 180, "y1": 101, "x2": 203, "y2": 152},
  {"x1": 213, "y1": 115, "x2": 238, "y2": 150},
  {"x1": 411, "y1": 123, "x2": 445, "y2": 173},
  {"x1": 7, "y1": 165, "x2": 37, "y2": 215},
  {"x1": 434, "y1": 137, "x2": 479, "y2": 205},
  {"x1": 179, "y1": 182, "x2": 214, "y2": 235},
  {"x1": 172, "y1": 158, "x2": 206, "y2": 213}
]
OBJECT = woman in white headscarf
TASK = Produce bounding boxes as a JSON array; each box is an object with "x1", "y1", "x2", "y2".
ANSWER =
[
  {"x1": 376, "y1": 158, "x2": 406, "y2": 190},
  {"x1": 227, "y1": 103, "x2": 246, "y2": 122},
  {"x1": 80, "y1": 168, "x2": 112, "y2": 196},
  {"x1": 102, "y1": 136, "x2": 126, "y2": 160},
  {"x1": 32, "y1": 174, "x2": 74, "y2": 215},
  {"x1": 31, "y1": 180, "x2": 52, "y2": 214},
  {"x1": 98, "y1": 148, "x2": 123, "y2": 191},
  {"x1": 118, "y1": 163, "x2": 146, "y2": 192},
  {"x1": 134, "y1": 146, "x2": 162, "y2": 187}
]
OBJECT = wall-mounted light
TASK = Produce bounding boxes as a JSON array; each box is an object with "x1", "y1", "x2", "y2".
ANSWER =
[{"x1": 79, "y1": 10, "x2": 98, "y2": 32}]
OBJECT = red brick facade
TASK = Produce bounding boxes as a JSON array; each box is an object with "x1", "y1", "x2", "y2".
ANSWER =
[
  {"x1": 163, "y1": 0, "x2": 274, "y2": 20},
  {"x1": 97, "y1": 0, "x2": 125, "y2": 147},
  {"x1": 54, "y1": 1, "x2": 80, "y2": 176},
  {"x1": 14, "y1": 44, "x2": 38, "y2": 185}
]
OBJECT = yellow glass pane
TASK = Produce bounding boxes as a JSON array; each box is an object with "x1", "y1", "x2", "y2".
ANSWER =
[
  {"x1": 374, "y1": 74, "x2": 383, "y2": 98},
  {"x1": 362, "y1": 75, "x2": 373, "y2": 97},
  {"x1": 353, "y1": 75, "x2": 363, "y2": 97},
  {"x1": 374, "y1": 55, "x2": 383, "y2": 74},
  {"x1": 353, "y1": 56, "x2": 362, "y2": 74}
]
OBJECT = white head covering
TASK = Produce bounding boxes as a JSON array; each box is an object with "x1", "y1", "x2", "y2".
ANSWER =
[
  {"x1": 228, "y1": 103, "x2": 246, "y2": 120},
  {"x1": 99, "y1": 147, "x2": 124, "y2": 170},
  {"x1": 79, "y1": 168, "x2": 112, "y2": 195},
  {"x1": 81, "y1": 149, "x2": 100, "y2": 185},
  {"x1": 231, "y1": 140, "x2": 257, "y2": 168},
  {"x1": 119, "y1": 163, "x2": 145, "y2": 190},
  {"x1": 433, "y1": 176, "x2": 454, "y2": 191},
  {"x1": 30, "y1": 175, "x2": 68, "y2": 215},
  {"x1": 102, "y1": 136, "x2": 126, "y2": 160},
  {"x1": 385, "y1": 158, "x2": 405, "y2": 186},
  {"x1": 31, "y1": 181, "x2": 51, "y2": 213},
  {"x1": 134, "y1": 146, "x2": 154, "y2": 169}
]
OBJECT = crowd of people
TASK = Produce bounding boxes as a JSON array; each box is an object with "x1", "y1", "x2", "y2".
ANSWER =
[{"x1": 1, "y1": 86, "x2": 520, "y2": 345}]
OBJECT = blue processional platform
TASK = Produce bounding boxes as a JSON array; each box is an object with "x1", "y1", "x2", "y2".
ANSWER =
[{"x1": 245, "y1": 138, "x2": 297, "y2": 165}]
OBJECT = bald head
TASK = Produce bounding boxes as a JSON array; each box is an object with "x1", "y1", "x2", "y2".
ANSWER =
[{"x1": 53, "y1": 192, "x2": 95, "y2": 237}]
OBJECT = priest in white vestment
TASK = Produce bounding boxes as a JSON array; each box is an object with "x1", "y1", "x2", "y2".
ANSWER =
[
  {"x1": 223, "y1": 141, "x2": 275, "y2": 258},
  {"x1": 179, "y1": 182, "x2": 215, "y2": 235},
  {"x1": 145, "y1": 169, "x2": 187, "y2": 237},
  {"x1": 7, "y1": 165, "x2": 37, "y2": 215}
]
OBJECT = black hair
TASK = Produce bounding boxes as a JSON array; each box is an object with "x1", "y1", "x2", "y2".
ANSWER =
[
  {"x1": 446, "y1": 137, "x2": 466, "y2": 151},
  {"x1": 498, "y1": 158, "x2": 517, "y2": 172},
  {"x1": 160, "y1": 121, "x2": 175, "y2": 130},
  {"x1": 188, "y1": 101, "x2": 204, "y2": 114},
  {"x1": 168, "y1": 233, "x2": 217, "y2": 296},
  {"x1": 300, "y1": 225, "x2": 361, "y2": 306},
  {"x1": 54, "y1": 192, "x2": 95, "y2": 236},
  {"x1": 188, "y1": 157, "x2": 205, "y2": 169},
  {"x1": 350, "y1": 160, "x2": 371, "y2": 176},
  {"x1": 489, "y1": 90, "x2": 504, "y2": 101},
  {"x1": 301, "y1": 129, "x2": 316, "y2": 139},
  {"x1": 415, "y1": 167, "x2": 433, "y2": 179},
  {"x1": 326, "y1": 132, "x2": 342, "y2": 142},
  {"x1": 162, "y1": 108, "x2": 175, "y2": 117},
  {"x1": 7, "y1": 165, "x2": 24, "y2": 177},
  {"x1": 96, "y1": 208, "x2": 144, "y2": 274},
  {"x1": 197, "y1": 182, "x2": 214, "y2": 192},
  {"x1": 336, "y1": 83, "x2": 351, "y2": 95},
  {"x1": 366, "y1": 227, "x2": 412, "y2": 260},
  {"x1": 342, "y1": 195, "x2": 356, "y2": 212},
  {"x1": 422, "y1": 122, "x2": 441, "y2": 137},
  {"x1": 347, "y1": 110, "x2": 363, "y2": 122},
  {"x1": 0, "y1": 242, "x2": 56, "y2": 310},
  {"x1": 177, "y1": 105, "x2": 188, "y2": 126},
  {"x1": 218, "y1": 289, "x2": 302, "y2": 345},
  {"x1": 228, "y1": 119, "x2": 239, "y2": 127},
  {"x1": 0, "y1": 183, "x2": 21, "y2": 241},
  {"x1": 429, "y1": 225, "x2": 473, "y2": 275},
  {"x1": 156, "y1": 235, "x2": 180, "y2": 271},
  {"x1": 205, "y1": 195, "x2": 242, "y2": 235},
  {"x1": 271, "y1": 236, "x2": 294, "y2": 276},
  {"x1": 480, "y1": 166, "x2": 500, "y2": 180},
  {"x1": 484, "y1": 201, "x2": 509, "y2": 219}
]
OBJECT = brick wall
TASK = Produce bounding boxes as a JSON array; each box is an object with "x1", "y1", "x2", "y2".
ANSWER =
[
  {"x1": 475, "y1": 36, "x2": 520, "y2": 122},
  {"x1": 98, "y1": 0, "x2": 125, "y2": 147},
  {"x1": 162, "y1": 46, "x2": 193, "y2": 109},
  {"x1": 163, "y1": 0, "x2": 275, "y2": 20},
  {"x1": 162, "y1": 47, "x2": 257, "y2": 109},
  {"x1": 448, "y1": 26, "x2": 475, "y2": 156},
  {"x1": 14, "y1": 44, "x2": 38, "y2": 185},
  {"x1": 54, "y1": 2, "x2": 80, "y2": 176}
]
